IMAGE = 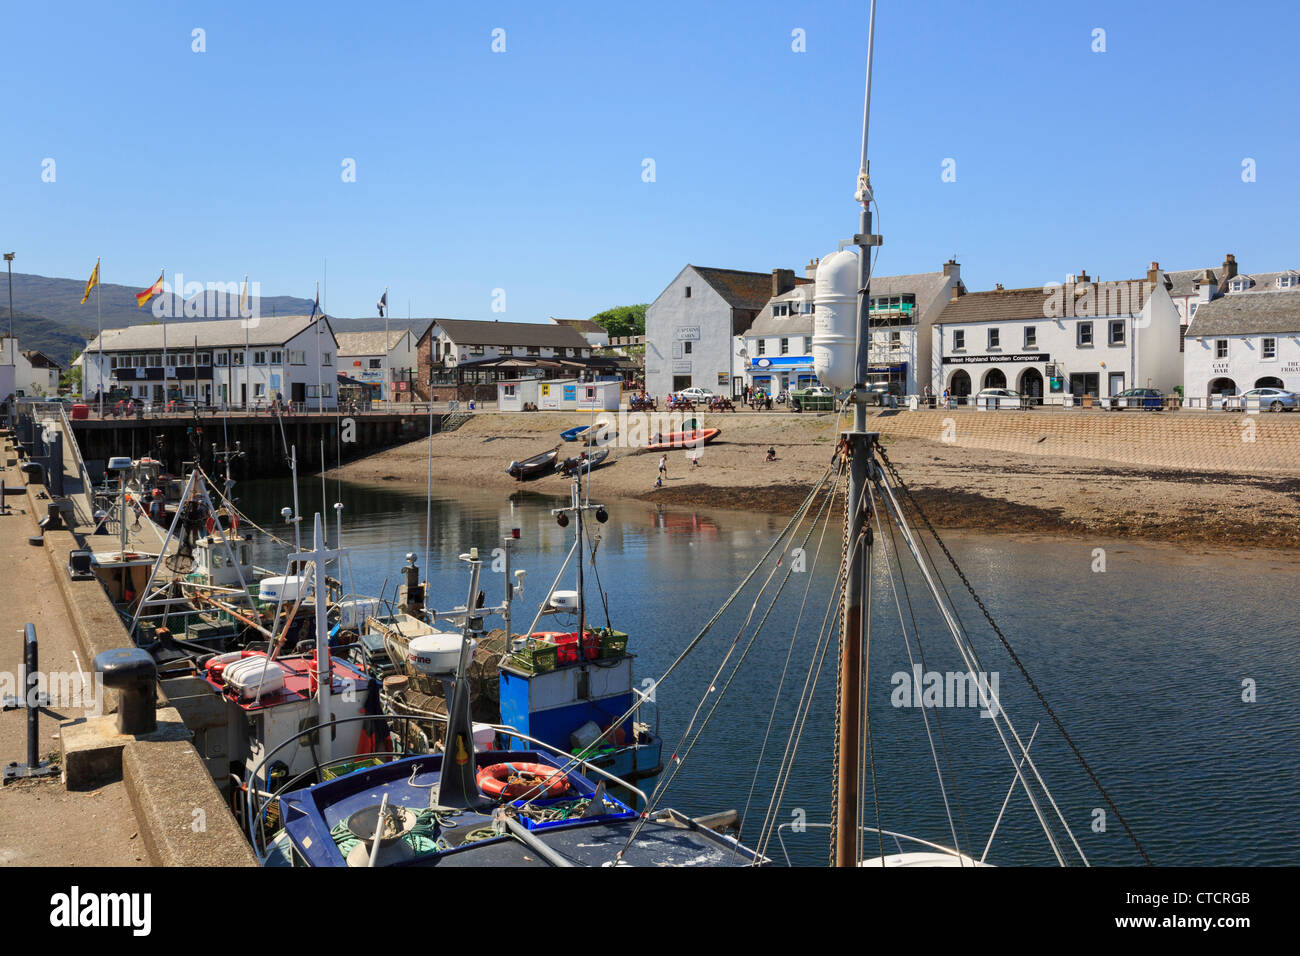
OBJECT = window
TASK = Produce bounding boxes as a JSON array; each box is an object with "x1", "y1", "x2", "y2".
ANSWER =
[
  {"x1": 802, "y1": 336, "x2": 811, "y2": 353},
  {"x1": 288, "y1": 350, "x2": 305, "y2": 365},
  {"x1": 685, "y1": 286, "x2": 692, "y2": 298},
  {"x1": 369, "y1": 358, "x2": 381, "y2": 369},
  {"x1": 953, "y1": 330, "x2": 965, "y2": 351},
  {"x1": 988, "y1": 328, "x2": 1000, "y2": 349},
  {"x1": 1024, "y1": 326, "x2": 1037, "y2": 348},
  {"x1": 526, "y1": 346, "x2": 540, "y2": 356},
  {"x1": 253, "y1": 351, "x2": 267, "y2": 365},
  {"x1": 1263, "y1": 337, "x2": 1277, "y2": 359},
  {"x1": 1077, "y1": 322, "x2": 1094, "y2": 347},
  {"x1": 176, "y1": 353, "x2": 193, "y2": 366},
  {"x1": 756, "y1": 339, "x2": 766, "y2": 355},
  {"x1": 215, "y1": 352, "x2": 228, "y2": 366},
  {"x1": 1109, "y1": 320, "x2": 1125, "y2": 346},
  {"x1": 1277, "y1": 276, "x2": 1298, "y2": 289},
  {"x1": 1190, "y1": 304, "x2": 1198, "y2": 317},
  {"x1": 270, "y1": 350, "x2": 283, "y2": 364},
  {"x1": 469, "y1": 345, "x2": 484, "y2": 357},
  {"x1": 321, "y1": 352, "x2": 331, "y2": 365},
  {"x1": 1231, "y1": 278, "x2": 1252, "y2": 292},
  {"x1": 890, "y1": 330, "x2": 901, "y2": 346},
  {"x1": 1215, "y1": 339, "x2": 1228, "y2": 359},
  {"x1": 149, "y1": 354, "x2": 162, "y2": 367},
  {"x1": 254, "y1": 383, "x2": 265, "y2": 398},
  {"x1": 684, "y1": 341, "x2": 692, "y2": 354},
  {"x1": 231, "y1": 351, "x2": 245, "y2": 366},
  {"x1": 780, "y1": 338, "x2": 789, "y2": 355}
]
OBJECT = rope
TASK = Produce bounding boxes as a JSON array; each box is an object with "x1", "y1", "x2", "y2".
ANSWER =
[{"x1": 875, "y1": 442, "x2": 1151, "y2": 865}]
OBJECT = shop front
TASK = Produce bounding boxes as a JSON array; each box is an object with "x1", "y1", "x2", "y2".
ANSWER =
[{"x1": 748, "y1": 355, "x2": 818, "y2": 395}]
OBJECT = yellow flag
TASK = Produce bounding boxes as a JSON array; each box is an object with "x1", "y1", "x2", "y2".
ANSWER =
[{"x1": 80, "y1": 260, "x2": 100, "y2": 304}]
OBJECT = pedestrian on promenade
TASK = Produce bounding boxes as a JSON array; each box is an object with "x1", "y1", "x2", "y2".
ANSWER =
[
  {"x1": 658, "y1": 454, "x2": 667, "y2": 479},
  {"x1": 942, "y1": 387, "x2": 952, "y2": 410}
]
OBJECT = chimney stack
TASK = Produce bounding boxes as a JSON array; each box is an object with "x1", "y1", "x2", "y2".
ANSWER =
[
  {"x1": 772, "y1": 268, "x2": 796, "y2": 298},
  {"x1": 1147, "y1": 261, "x2": 1162, "y2": 285},
  {"x1": 805, "y1": 257, "x2": 820, "y2": 280},
  {"x1": 1077, "y1": 269, "x2": 1090, "y2": 284},
  {"x1": 1222, "y1": 253, "x2": 1238, "y2": 280},
  {"x1": 942, "y1": 258, "x2": 960, "y2": 281}
]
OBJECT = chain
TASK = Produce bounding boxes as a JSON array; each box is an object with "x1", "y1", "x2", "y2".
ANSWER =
[{"x1": 874, "y1": 443, "x2": 1152, "y2": 865}]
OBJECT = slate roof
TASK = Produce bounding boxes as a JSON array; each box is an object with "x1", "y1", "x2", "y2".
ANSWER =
[
  {"x1": 551, "y1": 318, "x2": 605, "y2": 334},
  {"x1": 335, "y1": 330, "x2": 410, "y2": 355},
  {"x1": 1184, "y1": 289, "x2": 1300, "y2": 336},
  {"x1": 84, "y1": 315, "x2": 330, "y2": 351},
  {"x1": 935, "y1": 279, "x2": 1153, "y2": 325},
  {"x1": 691, "y1": 266, "x2": 810, "y2": 311},
  {"x1": 427, "y1": 319, "x2": 590, "y2": 349},
  {"x1": 21, "y1": 350, "x2": 62, "y2": 369}
]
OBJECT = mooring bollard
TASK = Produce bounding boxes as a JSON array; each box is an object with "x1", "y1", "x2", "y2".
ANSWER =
[
  {"x1": 3, "y1": 624, "x2": 57, "y2": 784},
  {"x1": 93, "y1": 648, "x2": 157, "y2": 735}
]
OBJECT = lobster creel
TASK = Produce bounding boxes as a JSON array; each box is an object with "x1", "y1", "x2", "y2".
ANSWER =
[{"x1": 476, "y1": 762, "x2": 572, "y2": 800}]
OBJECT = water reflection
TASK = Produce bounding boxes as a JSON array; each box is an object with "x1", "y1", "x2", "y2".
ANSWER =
[{"x1": 233, "y1": 476, "x2": 1300, "y2": 867}]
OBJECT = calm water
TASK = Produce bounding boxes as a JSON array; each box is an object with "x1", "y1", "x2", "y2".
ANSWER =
[{"x1": 236, "y1": 475, "x2": 1300, "y2": 867}]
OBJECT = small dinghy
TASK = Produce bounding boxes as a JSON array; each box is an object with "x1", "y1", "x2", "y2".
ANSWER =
[
  {"x1": 645, "y1": 427, "x2": 720, "y2": 451},
  {"x1": 556, "y1": 448, "x2": 609, "y2": 477},
  {"x1": 560, "y1": 420, "x2": 614, "y2": 443},
  {"x1": 507, "y1": 447, "x2": 560, "y2": 481}
]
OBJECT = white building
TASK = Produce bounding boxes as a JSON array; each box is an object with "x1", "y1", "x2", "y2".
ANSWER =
[
  {"x1": 740, "y1": 259, "x2": 963, "y2": 396},
  {"x1": 646, "y1": 265, "x2": 806, "y2": 400},
  {"x1": 1183, "y1": 288, "x2": 1300, "y2": 407},
  {"x1": 82, "y1": 315, "x2": 339, "y2": 410},
  {"x1": 932, "y1": 272, "x2": 1182, "y2": 402},
  {"x1": 0, "y1": 337, "x2": 63, "y2": 398},
  {"x1": 335, "y1": 328, "x2": 419, "y2": 400}
]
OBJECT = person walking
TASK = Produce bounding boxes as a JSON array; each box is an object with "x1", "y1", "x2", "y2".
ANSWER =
[{"x1": 658, "y1": 454, "x2": 667, "y2": 480}]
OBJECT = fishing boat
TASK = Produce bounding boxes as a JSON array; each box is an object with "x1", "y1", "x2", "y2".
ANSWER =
[
  {"x1": 560, "y1": 420, "x2": 615, "y2": 443},
  {"x1": 645, "y1": 426, "x2": 720, "y2": 451},
  {"x1": 506, "y1": 447, "x2": 559, "y2": 481},
  {"x1": 235, "y1": 0, "x2": 1147, "y2": 869},
  {"x1": 555, "y1": 447, "x2": 609, "y2": 477}
]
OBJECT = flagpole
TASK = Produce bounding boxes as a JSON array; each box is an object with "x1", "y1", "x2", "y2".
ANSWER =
[
  {"x1": 316, "y1": 280, "x2": 323, "y2": 415},
  {"x1": 96, "y1": 257, "x2": 102, "y2": 418},
  {"x1": 383, "y1": 286, "x2": 389, "y2": 406}
]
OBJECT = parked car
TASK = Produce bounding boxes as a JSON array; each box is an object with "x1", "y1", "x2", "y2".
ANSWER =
[
  {"x1": 975, "y1": 387, "x2": 1024, "y2": 410},
  {"x1": 672, "y1": 386, "x2": 715, "y2": 403},
  {"x1": 1111, "y1": 387, "x2": 1164, "y2": 411},
  {"x1": 865, "y1": 381, "x2": 903, "y2": 406},
  {"x1": 1235, "y1": 387, "x2": 1298, "y2": 412},
  {"x1": 790, "y1": 385, "x2": 835, "y2": 412}
]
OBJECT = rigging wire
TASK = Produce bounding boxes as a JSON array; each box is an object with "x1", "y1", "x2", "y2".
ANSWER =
[{"x1": 875, "y1": 443, "x2": 1152, "y2": 863}]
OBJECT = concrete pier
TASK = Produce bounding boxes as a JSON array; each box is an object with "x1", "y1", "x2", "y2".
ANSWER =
[{"x1": 0, "y1": 422, "x2": 257, "y2": 867}]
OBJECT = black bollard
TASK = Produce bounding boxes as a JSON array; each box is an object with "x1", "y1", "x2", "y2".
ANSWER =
[
  {"x1": 3, "y1": 624, "x2": 57, "y2": 784},
  {"x1": 93, "y1": 648, "x2": 157, "y2": 735}
]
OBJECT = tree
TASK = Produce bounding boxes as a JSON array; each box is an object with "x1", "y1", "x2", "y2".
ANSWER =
[{"x1": 590, "y1": 304, "x2": 646, "y2": 338}]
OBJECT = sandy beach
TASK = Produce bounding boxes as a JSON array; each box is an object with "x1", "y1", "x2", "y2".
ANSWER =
[{"x1": 326, "y1": 409, "x2": 1300, "y2": 550}]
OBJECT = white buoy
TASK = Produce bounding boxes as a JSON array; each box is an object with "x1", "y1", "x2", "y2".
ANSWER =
[{"x1": 812, "y1": 248, "x2": 860, "y2": 389}]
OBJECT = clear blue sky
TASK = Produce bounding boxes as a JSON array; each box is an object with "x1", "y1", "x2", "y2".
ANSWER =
[{"x1": 3, "y1": 0, "x2": 1297, "y2": 321}]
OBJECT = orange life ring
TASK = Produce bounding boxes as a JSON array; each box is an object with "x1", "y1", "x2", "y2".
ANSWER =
[{"x1": 475, "y1": 762, "x2": 571, "y2": 800}]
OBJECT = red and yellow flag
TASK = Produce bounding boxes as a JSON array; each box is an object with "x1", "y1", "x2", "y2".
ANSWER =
[
  {"x1": 136, "y1": 270, "x2": 164, "y2": 308},
  {"x1": 80, "y1": 259, "x2": 99, "y2": 304}
]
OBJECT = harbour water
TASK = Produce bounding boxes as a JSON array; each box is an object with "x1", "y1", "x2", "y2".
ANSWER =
[{"x1": 238, "y1": 476, "x2": 1300, "y2": 866}]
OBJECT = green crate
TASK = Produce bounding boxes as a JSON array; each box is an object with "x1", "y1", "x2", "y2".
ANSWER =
[
  {"x1": 510, "y1": 641, "x2": 558, "y2": 674},
  {"x1": 596, "y1": 628, "x2": 628, "y2": 658}
]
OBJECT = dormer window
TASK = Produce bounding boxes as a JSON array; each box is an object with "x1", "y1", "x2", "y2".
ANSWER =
[
  {"x1": 1230, "y1": 278, "x2": 1252, "y2": 292},
  {"x1": 1277, "y1": 275, "x2": 1298, "y2": 289}
]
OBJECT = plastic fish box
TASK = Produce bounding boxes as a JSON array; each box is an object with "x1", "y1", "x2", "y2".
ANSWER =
[{"x1": 508, "y1": 794, "x2": 637, "y2": 831}]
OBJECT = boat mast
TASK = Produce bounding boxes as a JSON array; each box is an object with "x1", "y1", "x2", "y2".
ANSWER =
[{"x1": 834, "y1": 0, "x2": 883, "y2": 868}]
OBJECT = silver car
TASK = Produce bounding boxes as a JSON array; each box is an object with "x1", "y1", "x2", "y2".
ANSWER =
[
  {"x1": 1237, "y1": 387, "x2": 1297, "y2": 412},
  {"x1": 975, "y1": 387, "x2": 1024, "y2": 410}
]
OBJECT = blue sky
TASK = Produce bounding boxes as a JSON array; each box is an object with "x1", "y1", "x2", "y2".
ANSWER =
[{"x1": 3, "y1": 0, "x2": 1297, "y2": 321}]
